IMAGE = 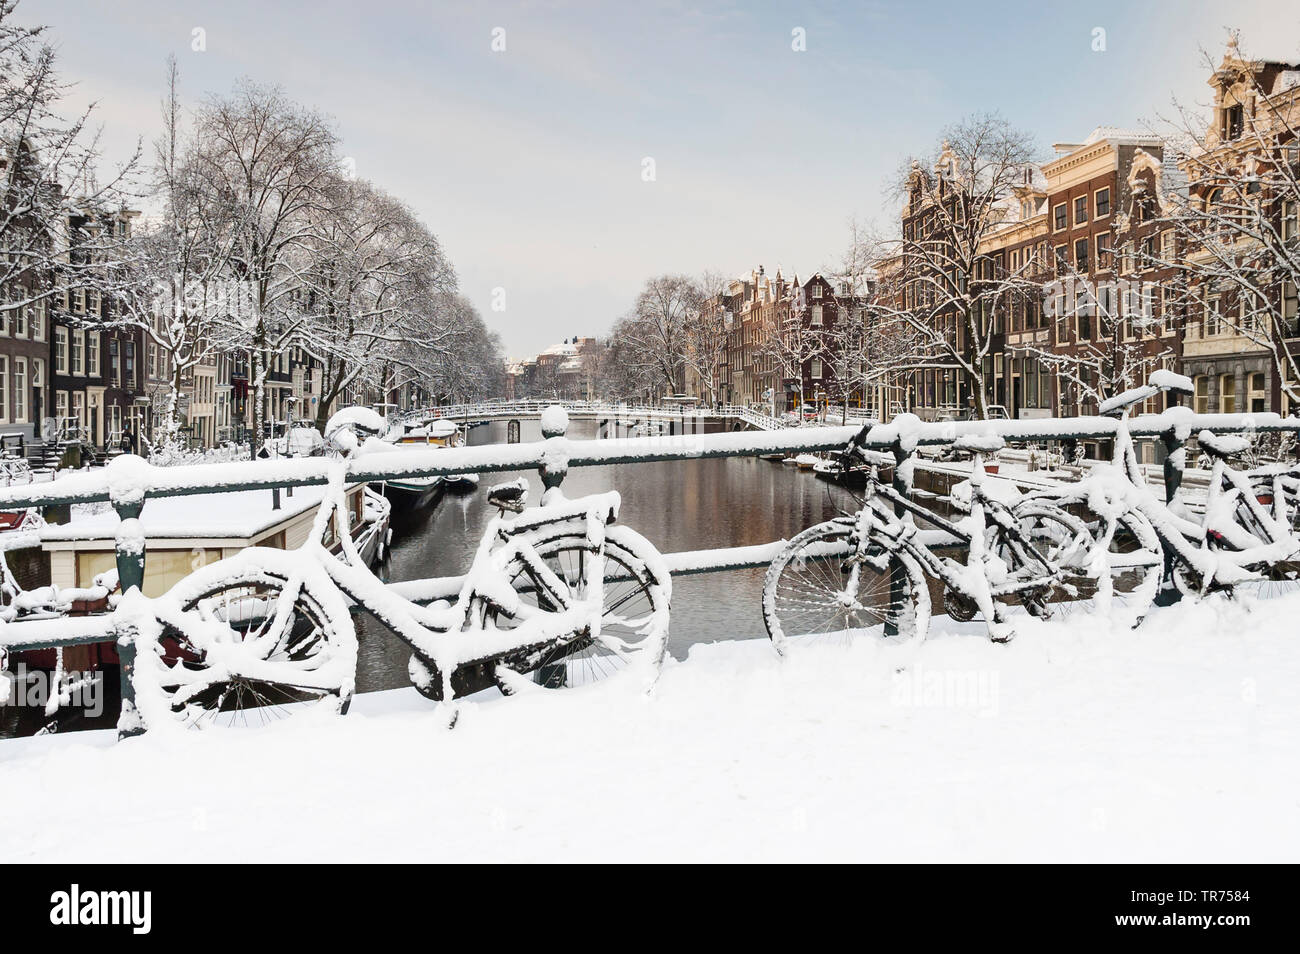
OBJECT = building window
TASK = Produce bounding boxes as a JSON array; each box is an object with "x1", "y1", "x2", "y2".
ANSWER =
[
  {"x1": 0, "y1": 356, "x2": 6, "y2": 421},
  {"x1": 1074, "y1": 196, "x2": 1088, "y2": 225},
  {"x1": 1284, "y1": 280, "x2": 1299, "y2": 335},
  {"x1": 810, "y1": 305, "x2": 823, "y2": 326},
  {"x1": 33, "y1": 301, "x2": 45, "y2": 341},
  {"x1": 811, "y1": 358, "x2": 823, "y2": 379},
  {"x1": 125, "y1": 341, "x2": 136, "y2": 388},
  {"x1": 1219, "y1": 374, "x2": 1236, "y2": 413},
  {"x1": 1205, "y1": 289, "x2": 1222, "y2": 337},
  {"x1": 1054, "y1": 245, "x2": 1068, "y2": 274},
  {"x1": 1222, "y1": 103, "x2": 1244, "y2": 141},
  {"x1": 54, "y1": 327, "x2": 68, "y2": 374},
  {"x1": 1096, "y1": 232, "x2": 1112, "y2": 269},
  {"x1": 1053, "y1": 203, "x2": 1067, "y2": 231},
  {"x1": 13, "y1": 358, "x2": 25, "y2": 423},
  {"x1": 1284, "y1": 200, "x2": 1298, "y2": 242},
  {"x1": 1160, "y1": 230, "x2": 1175, "y2": 262},
  {"x1": 1249, "y1": 371, "x2": 1268, "y2": 413},
  {"x1": 109, "y1": 339, "x2": 121, "y2": 386},
  {"x1": 811, "y1": 284, "x2": 823, "y2": 299},
  {"x1": 1074, "y1": 238, "x2": 1089, "y2": 274},
  {"x1": 16, "y1": 306, "x2": 28, "y2": 337},
  {"x1": 71, "y1": 330, "x2": 84, "y2": 375},
  {"x1": 1095, "y1": 187, "x2": 1111, "y2": 218},
  {"x1": 1194, "y1": 376, "x2": 1209, "y2": 414},
  {"x1": 55, "y1": 390, "x2": 68, "y2": 421},
  {"x1": 88, "y1": 331, "x2": 100, "y2": 377}
]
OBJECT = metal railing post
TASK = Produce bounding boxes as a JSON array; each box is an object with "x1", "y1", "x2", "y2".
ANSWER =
[
  {"x1": 112, "y1": 495, "x2": 146, "y2": 739},
  {"x1": 1162, "y1": 427, "x2": 1184, "y2": 504},
  {"x1": 886, "y1": 437, "x2": 912, "y2": 637},
  {"x1": 539, "y1": 407, "x2": 568, "y2": 495}
]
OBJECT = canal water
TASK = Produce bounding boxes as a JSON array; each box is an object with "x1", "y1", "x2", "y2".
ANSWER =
[{"x1": 354, "y1": 418, "x2": 859, "y2": 692}]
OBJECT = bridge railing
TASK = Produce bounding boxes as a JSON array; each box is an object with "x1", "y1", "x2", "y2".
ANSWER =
[
  {"x1": 1, "y1": 406, "x2": 1297, "y2": 733},
  {"x1": 413, "y1": 400, "x2": 775, "y2": 423}
]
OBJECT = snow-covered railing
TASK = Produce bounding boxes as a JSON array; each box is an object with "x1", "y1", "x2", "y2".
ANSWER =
[
  {"x1": 0, "y1": 407, "x2": 1293, "y2": 510},
  {"x1": 1, "y1": 404, "x2": 1297, "y2": 737},
  {"x1": 715, "y1": 405, "x2": 792, "y2": 431}
]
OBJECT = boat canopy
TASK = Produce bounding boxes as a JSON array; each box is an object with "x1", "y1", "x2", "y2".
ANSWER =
[{"x1": 426, "y1": 419, "x2": 458, "y2": 439}]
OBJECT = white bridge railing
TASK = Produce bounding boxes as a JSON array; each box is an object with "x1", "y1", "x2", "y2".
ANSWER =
[{"x1": 413, "y1": 400, "x2": 776, "y2": 425}]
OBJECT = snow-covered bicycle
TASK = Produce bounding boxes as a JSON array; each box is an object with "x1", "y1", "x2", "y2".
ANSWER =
[
  {"x1": 763, "y1": 428, "x2": 1089, "y2": 652},
  {"x1": 134, "y1": 469, "x2": 671, "y2": 728},
  {"x1": 1020, "y1": 373, "x2": 1300, "y2": 619}
]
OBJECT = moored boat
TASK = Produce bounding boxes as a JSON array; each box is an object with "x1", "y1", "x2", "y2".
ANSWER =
[
  {"x1": 441, "y1": 472, "x2": 480, "y2": 493},
  {"x1": 381, "y1": 418, "x2": 464, "y2": 510},
  {"x1": 12, "y1": 479, "x2": 390, "y2": 672}
]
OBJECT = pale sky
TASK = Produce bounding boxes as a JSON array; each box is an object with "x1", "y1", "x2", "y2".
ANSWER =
[{"x1": 20, "y1": 0, "x2": 1300, "y2": 357}]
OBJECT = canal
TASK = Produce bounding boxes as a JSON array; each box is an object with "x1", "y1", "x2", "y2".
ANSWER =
[{"x1": 354, "y1": 417, "x2": 858, "y2": 692}]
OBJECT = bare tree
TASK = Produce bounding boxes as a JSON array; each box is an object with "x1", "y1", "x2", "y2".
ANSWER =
[
  {"x1": 681, "y1": 269, "x2": 730, "y2": 406},
  {"x1": 299, "y1": 176, "x2": 456, "y2": 429},
  {"x1": 108, "y1": 57, "x2": 233, "y2": 454},
  {"x1": 0, "y1": 0, "x2": 140, "y2": 321},
  {"x1": 187, "y1": 80, "x2": 339, "y2": 448},
  {"x1": 1156, "y1": 36, "x2": 1300, "y2": 408},
  {"x1": 624, "y1": 274, "x2": 699, "y2": 398},
  {"x1": 756, "y1": 283, "x2": 822, "y2": 414},
  {"x1": 871, "y1": 114, "x2": 1042, "y2": 418},
  {"x1": 1016, "y1": 251, "x2": 1173, "y2": 412},
  {"x1": 599, "y1": 317, "x2": 658, "y2": 402}
]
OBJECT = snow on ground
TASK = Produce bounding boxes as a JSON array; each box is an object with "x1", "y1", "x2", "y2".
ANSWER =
[{"x1": 2, "y1": 591, "x2": 1298, "y2": 862}]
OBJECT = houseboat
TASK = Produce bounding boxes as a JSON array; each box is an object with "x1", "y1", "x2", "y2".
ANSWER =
[
  {"x1": 14, "y1": 480, "x2": 390, "y2": 672},
  {"x1": 382, "y1": 418, "x2": 477, "y2": 507}
]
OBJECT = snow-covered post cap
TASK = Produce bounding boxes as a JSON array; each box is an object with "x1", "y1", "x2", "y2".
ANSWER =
[{"x1": 540, "y1": 405, "x2": 569, "y2": 438}]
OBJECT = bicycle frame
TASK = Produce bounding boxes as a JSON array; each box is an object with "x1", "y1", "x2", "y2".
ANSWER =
[
  {"x1": 298, "y1": 470, "x2": 625, "y2": 699},
  {"x1": 842, "y1": 450, "x2": 1062, "y2": 637},
  {"x1": 1108, "y1": 415, "x2": 1298, "y2": 592}
]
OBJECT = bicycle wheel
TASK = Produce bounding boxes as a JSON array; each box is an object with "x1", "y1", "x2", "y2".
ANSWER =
[
  {"x1": 987, "y1": 503, "x2": 1094, "y2": 616},
  {"x1": 762, "y1": 519, "x2": 928, "y2": 653},
  {"x1": 147, "y1": 550, "x2": 356, "y2": 728},
  {"x1": 1055, "y1": 507, "x2": 1162, "y2": 620},
  {"x1": 475, "y1": 525, "x2": 672, "y2": 691}
]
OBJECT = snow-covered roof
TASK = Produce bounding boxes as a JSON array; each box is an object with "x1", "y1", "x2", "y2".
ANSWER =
[
  {"x1": 41, "y1": 483, "x2": 354, "y2": 546},
  {"x1": 539, "y1": 341, "x2": 578, "y2": 356},
  {"x1": 1082, "y1": 126, "x2": 1163, "y2": 147}
]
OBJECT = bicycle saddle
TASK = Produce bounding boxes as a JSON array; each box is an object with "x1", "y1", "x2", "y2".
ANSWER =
[
  {"x1": 1196, "y1": 430, "x2": 1251, "y2": 460},
  {"x1": 487, "y1": 479, "x2": 528, "y2": 512}
]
